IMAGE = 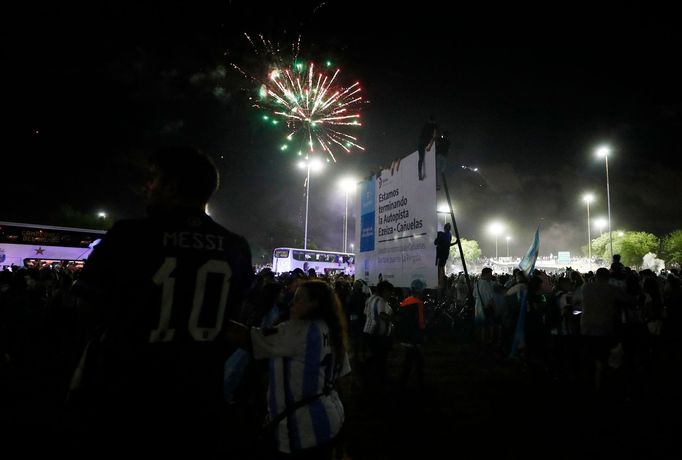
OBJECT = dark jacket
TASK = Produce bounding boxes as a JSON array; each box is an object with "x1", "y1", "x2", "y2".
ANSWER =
[{"x1": 434, "y1": 231, "x2": 453, "y2": 260}]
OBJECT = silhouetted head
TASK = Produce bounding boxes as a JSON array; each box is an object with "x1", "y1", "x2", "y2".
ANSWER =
[
  {"x1": 146, "y1": 146, "x2": 218, "y2": 213},
  {"x1": 596, "y1": 267, "x2": 610, "y2": 282},
  {"x1": 376, "y1": 280, "x2": 394, "y2": 298},
  {"x1": 410, "y1": 279, "x2": 427, "y2": 296}
]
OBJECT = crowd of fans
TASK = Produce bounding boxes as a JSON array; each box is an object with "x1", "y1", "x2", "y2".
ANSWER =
[
  {"x1": 2, "y1": 255, "x2": 681, "y2": 456},
  {"x1": 463, "y1": 257, "x2": 682, "y2": 401}
]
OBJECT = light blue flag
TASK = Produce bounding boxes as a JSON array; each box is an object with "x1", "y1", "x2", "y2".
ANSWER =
[
  {"x1": 518, "y1": 226, "x2": 540, "y2": 277},
  {"x1": 223, "y1": 303, "x2": 281, "y2": 402},
  {"x1": 509, "y1": 287, "x2": 527, "y2": 359}
]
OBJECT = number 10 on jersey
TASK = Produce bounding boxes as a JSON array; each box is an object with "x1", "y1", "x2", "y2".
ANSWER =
[{"x1": 150, "y1": 257, "x2": 232, "y2": 343}]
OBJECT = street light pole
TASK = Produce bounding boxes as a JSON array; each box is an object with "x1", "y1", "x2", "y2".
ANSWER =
[
  {"x1": 597, "y1": 145, "x2": 613, "y2": 260},
  {"x1": 299, "y1": 157, "x2": 324, "y2": 250},
  {"x1": 506, "y1": 236, "x2": 511, "y2": 258},
  {"x1": 441, "y1": 173, "x2": 472, "y2": 297},
  {"x1": 605, "y1": 154, "x2": 613, "y2": 260},
  {"x1": 304, "y1": 163, "x2": 311, "y2": 250},
  {"x1": 587, "y1": 198, "x2": 592, "y2": 270},
  {"x1": 587, "y1": 201, "x2": 592, "y2": 270},
  {"x1": 343, "y1": 190, "x2": 349, "y2": 253},
  {"x1": 339, "y1": 177, "x2": 357, "y2": 254},
  {"x1": 488, "y1": 221, "x2": 505, "y2": 261},
  {"x1": 583, "y1": 193, "x2": 594, "y2": 272}
]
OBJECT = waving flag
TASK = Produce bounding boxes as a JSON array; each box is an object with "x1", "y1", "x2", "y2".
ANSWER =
[
  {"x1": 509, "y1": 287, "x2": 528, "y2": 359},
  {"x1": 518, "y1": 226, "x2": 540, "y2": 277}
]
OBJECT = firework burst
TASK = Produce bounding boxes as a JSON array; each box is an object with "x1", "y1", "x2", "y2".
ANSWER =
[
  {"x1": 230, "y1": 34, "x2": 364, "y2": 162},
  {"x1": 261, "y1": 62, "x2": 363, "y2": 162}
]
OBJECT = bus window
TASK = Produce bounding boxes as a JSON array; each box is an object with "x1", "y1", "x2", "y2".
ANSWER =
[{"x1": 274, "y1": 249, "x2": 290, "y2": 258}]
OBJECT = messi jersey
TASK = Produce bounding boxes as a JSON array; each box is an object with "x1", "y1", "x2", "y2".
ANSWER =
[
  {"x1": 75, "y1": 211, "x2": 253, "y2": 409},
  {"x1": 251, "y1": 319, "x2": 351, "y2": 453}
]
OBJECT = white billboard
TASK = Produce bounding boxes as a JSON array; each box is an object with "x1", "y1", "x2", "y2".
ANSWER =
[
  {"x1": 557, "y1": 251, "x2": 571, "y2": 265},
  {"x1": 355, "y1": 149, "x2": 438, "y2": 288}
]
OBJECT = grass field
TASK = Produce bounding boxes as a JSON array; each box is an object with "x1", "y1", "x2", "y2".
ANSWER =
[
  {"x1": 340, "y1": 334, "x2": 681, "y2": 459},
  {"x1": 2, "y1": 331, "x2": 680, "y2": 459}
]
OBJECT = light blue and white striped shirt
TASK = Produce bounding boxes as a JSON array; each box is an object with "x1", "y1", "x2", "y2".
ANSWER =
[
  {"x1": 251, "y1": 319, "x2": 350, "y2": 453},
  {"x1": 363, "y1": 294, "x2": 393, "y2": 336}
]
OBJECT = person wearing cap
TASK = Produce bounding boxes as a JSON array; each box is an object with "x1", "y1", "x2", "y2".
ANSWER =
[{"x1": 397, "y1": 280, "x2": 426, "y2": 389}]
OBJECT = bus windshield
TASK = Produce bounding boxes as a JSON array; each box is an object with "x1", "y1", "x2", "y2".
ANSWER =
[{"x1": 0, "y1": 221, "x2": 106, "y2": 268}]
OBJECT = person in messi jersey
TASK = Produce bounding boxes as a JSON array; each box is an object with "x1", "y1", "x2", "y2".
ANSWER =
[
  {"x1": 69, "y1": 146, "x2": 253, "y2": 458},
  {"x1": 227, "y1": 280, "x2": 351, "y2": 459}
]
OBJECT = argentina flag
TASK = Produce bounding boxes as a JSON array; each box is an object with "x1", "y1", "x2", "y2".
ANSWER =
[
  {"x1": 509, "y1": 287, "x2": 527, "y2": 359},
  {"x1": 518, "y1": 226, "x2": 540, "y2": 277}
]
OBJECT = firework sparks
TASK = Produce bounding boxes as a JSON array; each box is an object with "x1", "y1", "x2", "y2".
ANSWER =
[
  {"x1": 259, "y1": 61, "x2": 364, "y2": 162},
  {"x1": 229, "y1": 34, "x2": 364, "y2": 162}
]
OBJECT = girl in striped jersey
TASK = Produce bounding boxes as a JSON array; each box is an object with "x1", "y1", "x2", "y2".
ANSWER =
[{"x1": 227, "y1": 280, "x2": 350, "y2": 458}]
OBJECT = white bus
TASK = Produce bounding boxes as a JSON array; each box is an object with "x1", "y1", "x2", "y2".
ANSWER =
[
  {"x1": 272, "y1": 247, "x2": 355, "y2": 276},
  {"x1": 0, "y1": 221, "x2": 106, "y2": 269}
]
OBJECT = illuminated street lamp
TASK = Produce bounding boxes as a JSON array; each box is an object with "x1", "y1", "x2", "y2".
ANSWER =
[
  {"x1": 583, "y1": 193, "x2": 595, "y2": 270},
  {"x1": 297, "y1": 157, "x2": 324, "y2": 250},
  {"x1": 97, "y1": 211, "x2": 107, "y2": 219},
  {"x1": 596, "y1": 145, "x2": 613, "y2": 259},
  {"x1": 437, "y1": 202, "x2": 450, "y2": 228},
  {"x1": 595, "y1": 217, "x2": 608, "y2": 236},
  {"x1": 338, "y1": 177, "x2": 357, "y2": 253},
  {"x1": 487, "y1": 221, "x2": 506, "y2": 259}
]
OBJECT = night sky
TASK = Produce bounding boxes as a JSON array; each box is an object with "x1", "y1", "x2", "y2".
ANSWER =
[{"x1": 5, "y1": 1, "x2": 682, "y2": 263}]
